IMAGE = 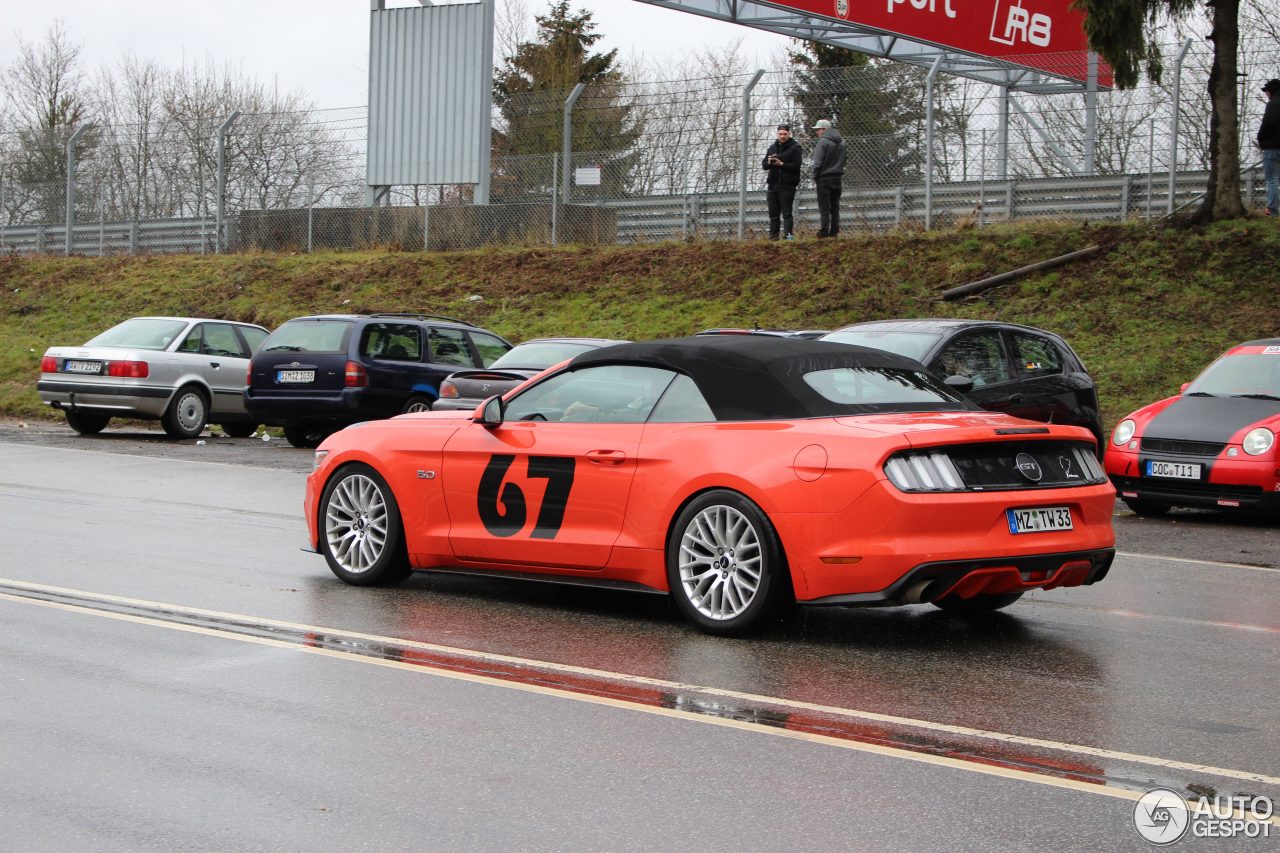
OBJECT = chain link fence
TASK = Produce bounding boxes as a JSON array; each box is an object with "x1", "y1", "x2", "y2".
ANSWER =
[{"x1": 1, "y1": 37, "x2": 1273, "y2": 255}]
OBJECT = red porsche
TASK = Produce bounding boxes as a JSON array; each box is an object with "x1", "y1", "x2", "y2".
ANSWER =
[
  {"x1": 304, "y1": 337, "x2": 1115, "y2": 635},
  {"x1": 1105, "y1": 337, "x2": 1280, "y2": 516}
]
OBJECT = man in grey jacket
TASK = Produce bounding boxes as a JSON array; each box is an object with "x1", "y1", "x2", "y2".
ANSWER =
[{"x1": 811, "y1": 119, "x2": 846, "y2": 238}]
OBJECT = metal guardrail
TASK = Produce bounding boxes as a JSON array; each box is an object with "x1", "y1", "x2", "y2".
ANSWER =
[
  {"x1": 0, "y1": 169, "x2": 1266, "y2": 255},
  {"x1": 0, "y1": 217, "x2": 217, "y2": 256}
]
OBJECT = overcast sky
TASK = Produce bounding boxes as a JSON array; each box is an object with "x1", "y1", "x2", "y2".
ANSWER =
[{"x1": 0, "y1": 1, "x2": 791, "y2": 108}]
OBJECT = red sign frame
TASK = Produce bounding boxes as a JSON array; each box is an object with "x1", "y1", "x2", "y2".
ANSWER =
[{"x1": 764, "y1": 0, "x2": 1109, "y2": 85}]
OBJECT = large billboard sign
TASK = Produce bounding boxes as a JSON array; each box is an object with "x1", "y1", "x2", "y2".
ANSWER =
[{"x1": 765, "y1": 0, "x2": 1108, "y2": 85}]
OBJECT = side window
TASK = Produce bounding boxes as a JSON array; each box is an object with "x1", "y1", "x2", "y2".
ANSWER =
[
  {"x1": 361, "y1": 324, "x2": 423, "y2": 362},
  {"x1": 933, "y1": 331, "x2": 1012, "y2": 388},
  {"x1": 468, "y1": 331, "x2": 511, "y2": 367},
  {"x1": 177, "y1": 325, "x2": 202, "y2": 354},
  {"x1": 428, "y1": 327, "x2": 473, "y2": 367},
  {"x1": 649, "y1": 374, "x2": 715, "y2": 423},
  {"x1": 505, "y1": 366, "x2": 676, "y2": 424},
  {"x1": 1011, "y1": 332, "x2": 1064, "y2": 376},
  {"x1": 202, "y1": 323, "x2": 249, "y2": 358},
  {"x1": 239, "y1": 326, "x2": 269, "y2": 354}
]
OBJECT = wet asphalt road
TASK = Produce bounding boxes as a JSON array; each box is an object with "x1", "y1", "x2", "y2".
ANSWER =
[{"x1": 1, "y1": 422, "x2": 1278, "y2": 850}]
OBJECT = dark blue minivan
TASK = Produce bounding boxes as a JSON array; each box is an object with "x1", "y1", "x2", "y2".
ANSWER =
[{"x1": 244, "y1": 313, "x2": 512, "y2": 447}]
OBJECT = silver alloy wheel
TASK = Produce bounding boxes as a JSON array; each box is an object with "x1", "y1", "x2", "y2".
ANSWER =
[
  {"x1": 678, "y1": 504, "x2": 763, "y2": 620},
  {"x1": 324, "y1": 474, "x2": 390, "y2": 575},
  {"x1": 174, "y1": 391, "x2": 205, "y2": 433},
  {"x1": 403, "y1": 399, "x2": 432, "y2": 413}
]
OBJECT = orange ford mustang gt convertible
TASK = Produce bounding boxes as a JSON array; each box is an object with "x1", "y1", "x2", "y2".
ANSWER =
[{"x1": 304, "y1": 337, "x2": 1116, "y2": 635}]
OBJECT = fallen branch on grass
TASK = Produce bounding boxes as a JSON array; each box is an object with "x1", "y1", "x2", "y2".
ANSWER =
[{"x1": 941, "y1": 245, "x2": 1102, "y2": 301}]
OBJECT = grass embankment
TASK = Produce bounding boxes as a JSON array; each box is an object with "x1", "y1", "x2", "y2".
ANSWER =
[{"x1": 1, "y1": 220, "x2": 1277, "y2": 428}]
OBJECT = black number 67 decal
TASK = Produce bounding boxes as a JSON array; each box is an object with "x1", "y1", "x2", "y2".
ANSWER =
[{"x1": 477, "y1": 454, "x2": 576, "y2": 539}]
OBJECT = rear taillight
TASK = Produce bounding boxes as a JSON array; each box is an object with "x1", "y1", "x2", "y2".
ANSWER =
[
  {"x1": 107, "y1": 360, "x2": 149, "y2": 378},
  {"x1": 440, "y1": 380, "x2": 459, "y2": 398},
  {"x1": 245, "y1": 364, "x2": 253, "y2": 387},
  {"x1": 344, "y1": 360, "x2": 368, "y2": 388},
  {"x1": 40, "y1": 356, "x2": 58, "y2": 373}
]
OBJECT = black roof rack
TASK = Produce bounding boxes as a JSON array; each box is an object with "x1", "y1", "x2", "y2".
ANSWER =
[{"x1": 366, "y1": 312, "x2": 478, "y2": 328}]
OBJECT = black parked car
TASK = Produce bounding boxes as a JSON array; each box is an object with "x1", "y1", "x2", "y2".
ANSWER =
[
  {"x1": 822, "y1": 320, "x2": 1104, "y2": 447},
  {"x1": 245, "y1": 313, "x2": 512, "y2": 447},
  {"x1": 432, "y1": 337, "x2": 628, "y2": 412}
]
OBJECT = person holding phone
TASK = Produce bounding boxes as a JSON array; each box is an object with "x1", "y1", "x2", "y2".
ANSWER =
[{"x1": 762, "y1": 124, "x2": 802, "y2": 240}]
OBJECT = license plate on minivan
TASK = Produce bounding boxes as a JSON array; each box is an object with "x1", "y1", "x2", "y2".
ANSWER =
[
  {"x1": 277, "y1": 370, "x2": 315, "y2": 383},
  {"x1": 1007, "y1": 506, "x2": 1073, "y2": 534}
]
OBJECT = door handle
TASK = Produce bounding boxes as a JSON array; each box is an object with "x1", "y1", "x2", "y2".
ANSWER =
[
  {"x1": 1008, "y1": 394, "x2": 1025, "y2": 402},
  {"x1": 586, "y1": 449, "x2": 627, "y2": 465},
  {"x1": 209, "y1": 362, "x2": 221, "y2": 369}
]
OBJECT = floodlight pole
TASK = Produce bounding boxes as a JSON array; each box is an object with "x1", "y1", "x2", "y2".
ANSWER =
[
  {"x1": 996, "y1": 87, "x2": 1010, "y2": 181},
  {"x1": 1168, "y1": 38, "x2": 1193, "y2": 215},
  {"x1": 475, "y1": 0, "x2": 495, "y2": 205},
  {"x1": 215, "y1": 111, "x2": 241, "y2": 254},
  {"x1": 924, "y1": 56, "x2": 942, "y2": 231},
  {"x1": 561, "y1": 83, "x2": 586, "y2": 205},
  {"x1": 1083, "y1": 52, "x2": 1099, "y2": 175},
  {"x1": 738, "y1": 69, "x2": 765, "y2": 240},
  {"x1": 65, "y1": 124, "x2": 92, "y2": 256}
]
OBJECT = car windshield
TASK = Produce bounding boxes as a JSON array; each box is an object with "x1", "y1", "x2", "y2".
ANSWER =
[
  {"x1": 85, "y1": 318, "x2": 190, "y2": 350},
  {"x1": 260, "y1": 320, "x2": 352, "y2": 354},
  {"x1": 822, "y1": 330, "x2": 943, "y2": 362},
  {"x1": 490, "y1": 341, "x2": 598, "y2": 370},
  {"x1": 1185, "y1": 353, "x2": 1280, "y2": 398},
  {"x1": 803, "y1": 367, "x2": 967, "y2": 409}
]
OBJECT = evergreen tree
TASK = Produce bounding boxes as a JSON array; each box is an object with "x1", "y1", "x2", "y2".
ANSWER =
[{"x1": 492, "y1": 2, "x2": 639, "y2": 199}]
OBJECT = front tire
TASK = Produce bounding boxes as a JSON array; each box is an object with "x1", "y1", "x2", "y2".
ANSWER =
[
  {"x1": 666, "y1": 490, "x2": 789, "y2": 636},
  {"x1": 318, "y1": 463, "x2": 412, "y2": 586},
  {"x1": 933, "y1": 592, "x2": 1024, "y2": 613},
  {"x1": 162, "y1": 386, "x2": 208, "y2": 439},
  {"x1": 64, "y1": 410, "x2": 111, "y2": 435}
]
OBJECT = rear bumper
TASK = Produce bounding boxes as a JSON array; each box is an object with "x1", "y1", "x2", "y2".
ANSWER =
[
  {"x1": 806, "y1": 549, "x2": 1114, "y2": 606},
  {"x1": 245, "y1": 387, "x2": 369, "y2": 422},
  {"x1": 38, "y1": 379, "x2": 172, "y2": 417}
]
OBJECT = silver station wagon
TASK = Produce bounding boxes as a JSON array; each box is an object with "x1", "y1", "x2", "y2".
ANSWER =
[{"x1": 38, "y1": 316, "x2": 270, "y2": 438}]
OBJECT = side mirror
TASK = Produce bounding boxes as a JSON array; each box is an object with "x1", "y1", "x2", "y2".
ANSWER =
[
  {"x1": 943, "y1": 375, "x2": 975, "y2": 395},
  {"x1": 476, "y1": 395, "x2": 505, "y2": 427},
  {"x1": 1180, "y1": 382, "x2": 1191, "y2": 394}
]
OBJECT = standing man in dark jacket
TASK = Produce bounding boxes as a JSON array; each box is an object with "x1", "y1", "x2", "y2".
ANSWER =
[
  {"x1": 762, "y1": 124, "x2": 802, "y2": 240},
  {"x1": 811, "y1": 119, "x2": 846, "y2": 238},
  {"x1": 1259, "y1": 79, "x2": 1280, "y2": 216}
]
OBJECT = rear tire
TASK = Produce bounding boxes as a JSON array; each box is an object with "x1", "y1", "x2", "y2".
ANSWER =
[
  {"x1": 284, "y1": 422, "x2": 329, "y2": 449},
  {"x1": 666, "y1": 490, "x2": 789, "y2": 636},
  {"x1": 318, "y1": 463, "x2": 412, "y2": 586},
  {"x1": 162, "y1": 386, "x2": 208, "y2": 439},
  {"x1": 220, "y1": 422, "x2": 258, "y2": 438},
  {"x1": 1123, "y1": 499, "x2": 1171, "y2": 518},
  {"x1": 401, "y1": 395, "x2": 433, "y2": 414},
  {"x1": 933, "y1": 592, "x2": 1023, "y2": 613},
  {"x1": 64, "y1": 410, "x2": 110, "y2": 435}
]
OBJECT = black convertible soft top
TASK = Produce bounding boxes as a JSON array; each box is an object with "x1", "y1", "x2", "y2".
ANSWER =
[{"x1": 569, "y1": 336, "x2": 970, "y2": 420}]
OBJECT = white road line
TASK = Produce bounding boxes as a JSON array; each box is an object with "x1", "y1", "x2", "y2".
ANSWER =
[
  {"x1": 0, "y1": 439, "x2": 308, "y2": 472},
  {"x1": 0, "y1": 591, "x2": 1181, "y2": 810},
  {"x1": 1117, "y1": 551, "x2": 1280, "y2": 574},
  {"x1": 3, "y1": 577, "x2": 1279, "y2": 792}
]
